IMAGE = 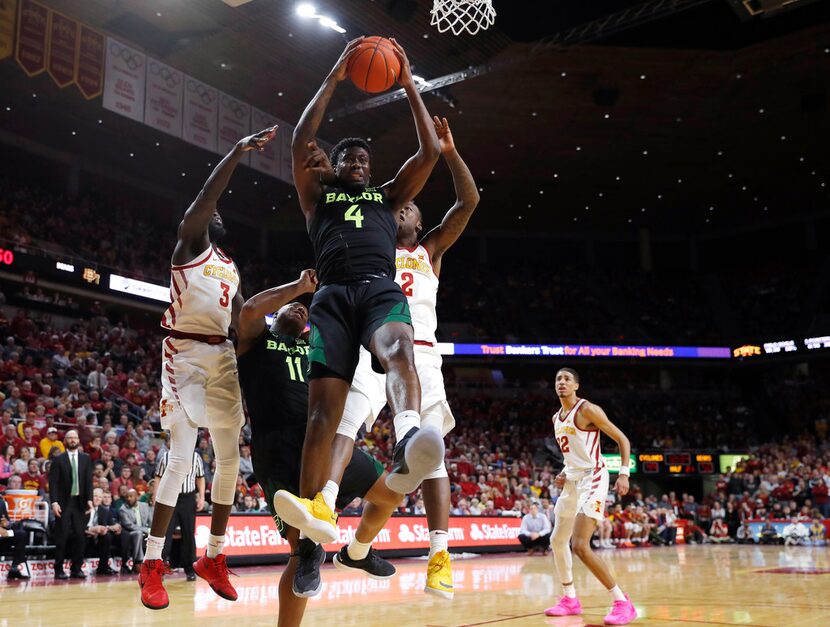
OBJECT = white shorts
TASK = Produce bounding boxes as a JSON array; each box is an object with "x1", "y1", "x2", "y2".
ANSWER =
[
  {"x1": 553, "y1": 467, "x2": 610, "y2": 522},
  {"x1": 160, "y1": 337, "x2": 245, "y2": 431},
  {"x1": 344, "y1": 345, "x2": 455, "y2": 436}
]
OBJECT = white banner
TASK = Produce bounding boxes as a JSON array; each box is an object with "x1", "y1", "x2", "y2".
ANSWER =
[
  {"x1": 102, "y1": 37, "x2": 146, "y2": 122},
  {"x1": 143, "y1": 57, "x2": 183, "y2": 138},
  {"x1": 109, "y1": 274, "x2": 170, "y2": 303},
  {"x1": 278, "y1": 120, "x2": 295, "y2": 184},
  {"x1": 249, "y1": 107, "x2": 279, "y2": 178},
  {"x1": 217, "y1": 91, "x2": 250, "y2": 165},
  {"x1": 182, "y1": 74, "x2": 218, "y2": 152}
]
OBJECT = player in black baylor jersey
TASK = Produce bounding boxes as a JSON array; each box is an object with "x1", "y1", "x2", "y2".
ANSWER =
[
  {"x1": 274, "y1": 37, "x2": 445, "y2": 545},
  {"x1": 237, "y1": 269, "x2": 401, "y2": 625}
]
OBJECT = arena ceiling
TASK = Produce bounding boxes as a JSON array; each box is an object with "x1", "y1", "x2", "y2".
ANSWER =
[{"x1": 1, "y1": 0, "x2": 829, "y2": 236}]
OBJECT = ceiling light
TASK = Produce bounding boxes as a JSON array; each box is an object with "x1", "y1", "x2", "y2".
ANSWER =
[
  {"x1": 780, "y1": 135, "x2": 786, "y2": 141},
  {"x1": 598, "y1": 192, "x2": 603, "y2": 197},
  {"x1": 5, "y1": 106, "x2": 11, "y2": 111},
  {"x1": 129, "y1": 152, "x2": 134, "y2": 157},
  {"x1": 585, "y1": 205, "x2": 590, "y2": 210},
  {"x1": 604, "y1": 114, "x2": 610, "y2": 119},
  {"x1": 553, "y1": 173, "x2": 558, "y2": 178},
  {"x1": 573, "y1": 217, "x2": 578, "y2": 222},
  {"x1": 642, "y1": 150, "x2": 648, "y2": 155},
  {"x1": 677, "y1": 178, "x2": 682, "y2": 183},
  {"x1": 627, "y1": 219, "x2": 632, "y2": 223},
  {"x1": 97, "y1": 119, "x2": 102, "y2": 124},
  {"x1": 278, "y1": 92, "x2": 283, "y2": 97},
  {"x1": 32, "y1": 93, "x2": 36, "y2": 98},
  {"x1": 641, "y1": 207, "x2": 646, "y2": 212},
  {"x1": 639, "y1": 74, "x2": 646, "y2": 80},
  {"x1": 576, "y1": 146, "x2": 581, "y2": 151},
  {"x1": 490, "y1": 170, "x2": 495, "y2": 175},
  {"x1": 615, "y1": 176, "x2": 621, "y2": 181},
  {"x1": 71, "y1": 131, "x2": 76, "y2": 135},
  {"x1": 319, "y1": 16, "x2": 346, "y2": 33},
  {"x1": 531, "y1": 112, "x2": 537, "y2": 117},
  {"x1": 181, "y1": 172, "x2": 186, "y2": 177},
  {"x1": 736, "y1": 73, "x2": 742, "y2": 79},
  {"x1": 296, "y1": 3, "x2": 316, "y2": 18},
  {"x1": 758, "y1": 108, "x2": 764, "y2": 114},
  {"x1": 539, "y1": 190, "x2": 544, "y2": 194},
  {"x1": 560, "y1": 72, "x2": 566, "y2": 77}
]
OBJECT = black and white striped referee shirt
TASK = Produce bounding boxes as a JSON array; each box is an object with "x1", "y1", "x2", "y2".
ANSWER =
[{"x1": 155, "y1": 450, "x2": 205, "y2": 495}]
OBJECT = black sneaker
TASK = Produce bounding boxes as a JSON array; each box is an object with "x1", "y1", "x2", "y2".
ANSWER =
[
  {"x1": 292, "y1": 538, "x2": 325, "y2": 598},
  {"x1": 385, "y1": 427, "x2": 445, "y2": 495},
  {"x1": 333, "y1": 546, "x2": 396, "y2": 580}
]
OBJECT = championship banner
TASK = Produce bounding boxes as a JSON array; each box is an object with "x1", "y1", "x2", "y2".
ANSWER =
[
  {"x1": 143, "y1": 57, "x2": 183, "y2": 138},
  {"x1": 0, "y1": 0, "x2": 17, "y2": 61},
  {"x1": 217, "y1": 91, "x2": 250, "y2": 165},
  {"x1": 182, "y1": 74, "x2": 218, "y2": 152},
  {"x1": 46, "y1": 9, "x2": 78, "y2": 88},
  {"x1": 195, "y1": 514, "x2": 523, "y2": 559},
  {"x1": 249, "y1": 107, "x2": 279, "y2": 177},
  {"x1": 74, "y1": 24, "x2": 104, "y2": 99},
  {"x1": 277, "y1": 120, "x2": 295, "y2": 184},
  {"x1": 14, "y1": 0, "x2": 47, "y2": 76},
  {"x1": 102, "y1": 37, "x2": 146, "y2": 122}
]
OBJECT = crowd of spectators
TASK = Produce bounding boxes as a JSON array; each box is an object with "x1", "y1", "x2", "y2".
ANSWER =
[{"x1": 2, "y1": 176, "x2": 822, "y2": 346}]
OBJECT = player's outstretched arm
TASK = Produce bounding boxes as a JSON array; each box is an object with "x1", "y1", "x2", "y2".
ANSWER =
[
  {"x1": 421, "y1": 116, "x2": 480, "y2": 274},
  {"x1": 293, "y1": 37, "x2": 364, "y2": 219},
  {"x1": 174, "y1": 127, "x2": 277, "y2": 265},
  {"x1": 236, "y1": 270, "x2": 318, "y2": 356},
  {"x1": 582, "y1": 403, "x2": 631, "y2": 496},
  {"x1": 382, "y1": 39, "x2": 440, "y2": 211}
]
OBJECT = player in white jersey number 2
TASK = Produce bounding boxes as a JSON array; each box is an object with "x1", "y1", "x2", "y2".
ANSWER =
[
  {"x1": 331, "y1": 117, "x2": 479, "y2": 598},
  {"x1": 138, "y1": 126, "x2": 278, "y2": 611},
  {"x1": 546, "y1": 368, "x2": 638, "y2": 625}
]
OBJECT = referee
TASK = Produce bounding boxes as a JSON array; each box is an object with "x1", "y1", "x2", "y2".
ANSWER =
[{"x1": 155, "y1": 447, "x2": 205, "y2": 581}]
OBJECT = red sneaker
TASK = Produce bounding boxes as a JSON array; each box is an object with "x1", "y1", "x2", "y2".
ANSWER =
[
  {"x1": 139, "y1": 560, "x2": 171, "y2": 610},
  {"x1": 193, "y1": 553, "x2": 238, "y2": 601}
]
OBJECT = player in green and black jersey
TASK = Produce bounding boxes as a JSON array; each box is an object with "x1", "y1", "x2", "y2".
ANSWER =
[
  {"x1": 236, "y1": 270, "x2": 401, "y2": 626},
  {"x1": 275, "y1": 36, "x2": 445, "y2": 547}
]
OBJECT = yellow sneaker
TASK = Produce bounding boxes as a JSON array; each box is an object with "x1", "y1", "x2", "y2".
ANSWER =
[
  {"x1": 424, "y1": 550, "x2": 454, "y2": 599},
  {"x1": 273, "y1": 490, "x2": 338, "y2": 545}
]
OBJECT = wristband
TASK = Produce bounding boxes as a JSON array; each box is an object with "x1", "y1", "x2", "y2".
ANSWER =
[{"x1": 618, "y1": 466, "x2": 630, "y2": 477}]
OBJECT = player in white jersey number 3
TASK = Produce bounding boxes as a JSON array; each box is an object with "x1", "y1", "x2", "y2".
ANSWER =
[
  {"x1": 332, "y1": 116, "x2": 479, "y2": 598},
  {"x1": 546, "y1": 368, "x2": 638, "y2": 624},
  {"x1": 138, "y1": 126, "x2": 278, "y2": 611}
]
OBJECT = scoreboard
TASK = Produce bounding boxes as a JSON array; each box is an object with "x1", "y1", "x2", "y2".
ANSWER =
[{"x1": 637, "y1": 452, "x2": 717, "y2": 475}]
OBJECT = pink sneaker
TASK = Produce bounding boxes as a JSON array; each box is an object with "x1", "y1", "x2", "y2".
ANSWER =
[
  {"x1": 604, "y1": 593, "x2": 637, "y2": 625},
  {"x1": 544, "y1": 596, "x2": 582, "y2": 616}
]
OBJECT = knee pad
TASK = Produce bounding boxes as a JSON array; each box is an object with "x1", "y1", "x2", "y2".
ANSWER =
[
  {"x1": 423, "y1": 460, "x2": 448, "y2": 481},
  {"x1": 155, "y1": 452, "x2": 191, "y2": 506},
  {"x1": 337, "y1": 393, "x2": 371, "y2": 440}
]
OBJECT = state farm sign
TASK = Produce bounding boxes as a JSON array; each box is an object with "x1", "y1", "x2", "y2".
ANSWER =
[{"x1": 195, "y1": 515, "x2": 523, "y2": 558}]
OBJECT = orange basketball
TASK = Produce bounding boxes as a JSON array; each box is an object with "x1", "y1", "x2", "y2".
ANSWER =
[{"x1": 348, "y1": 36, "x2": 401, "y2": 93}]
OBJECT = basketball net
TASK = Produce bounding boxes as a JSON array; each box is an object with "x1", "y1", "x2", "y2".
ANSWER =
[{"x1": 430, "y1": 0, "x2": 496, "y2": 36}]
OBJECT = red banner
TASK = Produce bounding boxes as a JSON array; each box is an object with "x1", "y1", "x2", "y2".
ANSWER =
[
  {"x1": 74, "y1": 23, "x2": 103, "y2": 99},
  {"x1": 14, "y1": 0, "x2": 47, "y2": 76},
  {"x1": 47, "y1": 9, "x2": 77, "y2": 87},
  {"x1": 195, "y1": 514, "x2": 524, "y2": 558}
]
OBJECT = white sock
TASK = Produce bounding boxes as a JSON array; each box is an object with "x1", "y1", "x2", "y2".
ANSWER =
[
  {"x1": 563, "y1": 583, "x2": 576, "y2": 598},
  {"x1": 608, "y1": 585, "x2": 626, "y2": 602},
  {"x1": 393, "y1": 410, "x2": 421, "y2": 442},
  {"x1": 145, "y1": 535, "x2": 165, "y2": 561},
  {"x1": 347, "y1": 538, "x2": 372, "y2": 561},
  {"x1": 429, "y1": 530, "x2": 449, "y2": 558},
  {"x1": 321, "y1": 480, "x2": 339, "y2": 512},
  {"x1": 207, "y1": 533, "x2": 225, "y2": 559}
]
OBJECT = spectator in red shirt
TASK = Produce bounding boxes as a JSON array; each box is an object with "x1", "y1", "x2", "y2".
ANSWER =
[
  {"x1": 20, "y1": 458, "x2": 46, "y2": 493},
  {"x1": 86, "y1": 436, "x2": 103, "y2": 463},
  {"x1": 458, "y1": 473, "x2": 478, "y2": 498},
  {"x1": 0, "y1": 425, "x2": 23, "y2": 453},
  {"x1": 110, "y1": 464, "x2": 134, "y2": 497}
]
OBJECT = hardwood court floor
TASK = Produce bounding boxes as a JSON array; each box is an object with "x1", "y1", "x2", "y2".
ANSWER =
[{"x1": 2, "y1": 545, "x2": 828, "y2": 626}]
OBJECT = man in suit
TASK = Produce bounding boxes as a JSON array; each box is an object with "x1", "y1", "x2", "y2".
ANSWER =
[
  {"x1": 85, "y1": 487, "x2": 122, "y2": 575},
  {"x1": 0, "y1": 495, "x2": 30, "y2": 579},
  {"x1": 49, "y1": 429, "x2": 93, "y2": 580},
  {"x1": 119, "y1": 488, "x2": 152, "y2": 573}
]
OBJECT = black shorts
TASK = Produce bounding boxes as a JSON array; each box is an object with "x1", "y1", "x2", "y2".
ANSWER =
[
  {"x1": 308, "y1": 277, "x2": 411, "y2": 382},
  {"x1": 254, "y1": 432, "x2": 385, "y2": 539}
]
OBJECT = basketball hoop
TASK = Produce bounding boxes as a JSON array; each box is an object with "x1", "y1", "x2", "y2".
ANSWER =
[{"x1": 430, "y1": 0, "x2": 496, "y2": 36}]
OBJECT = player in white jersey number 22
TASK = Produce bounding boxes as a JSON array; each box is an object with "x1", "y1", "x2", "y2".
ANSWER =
[
  {"x1": 546, "y1": 368, "x2": 638, "y2": 625},
  {"x1": 138, "y1": 127, "x2": 278, "y2": 611},
  {"x1": 332, "y1": 117, "x2": 479, "y2": 598}
]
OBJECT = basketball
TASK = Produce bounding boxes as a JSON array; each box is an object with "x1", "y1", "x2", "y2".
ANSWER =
[{"x1": 347, "y1": 36, "x2": 401, "y2": 93}]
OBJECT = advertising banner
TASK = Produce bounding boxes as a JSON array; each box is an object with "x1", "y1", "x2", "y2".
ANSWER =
[
  {"x1": 195, "y1": 514, "x2": 523, "y2": 559},
  {"x1": 102, "y1": 36, "x2": 146, "y2": 122},
  {"x1": 144, "y1": 57, "x2": 183, "y2": 137}
]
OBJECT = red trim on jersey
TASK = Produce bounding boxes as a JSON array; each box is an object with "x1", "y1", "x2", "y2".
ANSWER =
[
  {"x1": 589, "y1": 431, "x2": 600, "y2": 460},
  {"x1": 574, "y1": 400, "x2": 599, "y2": 432},
  {"x1": 397, "y1": 244, "x2": 419, "y2": 253},
  {"x1": 177, "y1": 269, "x2": 188, "y2": 288},
  {"x1": 172, "y1": 247, "x2": 213, "y2": 270},
  {"x1": 163, "y1": 351, "x2": 173, "y2": 360},
  {"x1": 213, "y1": 246, "x2": 234, "y2": 265},
  {"x1": 164, "y1": 338, "x2": 179, "y2": 354},
  {"x1": 165, "y1": 364, "x2": 175, "y2": 375}
]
